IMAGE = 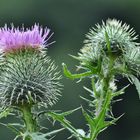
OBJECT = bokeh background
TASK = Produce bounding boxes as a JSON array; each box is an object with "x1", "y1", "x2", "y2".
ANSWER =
[{"x1": 0, "y1": 0, "x2": 140, "y2": 140}]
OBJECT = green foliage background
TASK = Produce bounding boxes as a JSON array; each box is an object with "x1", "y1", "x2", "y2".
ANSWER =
[{"x1": 0, "y1": 0, "x2": 140, "y2": 140}]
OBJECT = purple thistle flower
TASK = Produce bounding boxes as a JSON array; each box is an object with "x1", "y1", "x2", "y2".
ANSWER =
[
  {"x1": 0, "y1": 24, "x2": 53, "y2": 52},
  {"x1": 0, "y1": 24, "x2": 62, "y2": 108}
]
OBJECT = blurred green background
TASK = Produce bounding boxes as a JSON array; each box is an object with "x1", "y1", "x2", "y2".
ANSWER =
[{"x1": 0, "y1": 0, "x2": 140, "y2": 140}]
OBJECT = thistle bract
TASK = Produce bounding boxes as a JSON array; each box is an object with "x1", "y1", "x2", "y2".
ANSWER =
[{"x1": 0, "y1": 24, "x2": 62, "y2": 108}]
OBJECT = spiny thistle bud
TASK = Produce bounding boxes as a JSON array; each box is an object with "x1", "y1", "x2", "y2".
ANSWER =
[
  {"x1": 85, "y1": 19, "x2": 138, "y2": 53},
  {"x1": 77, "y1": 19, "x2": 139, "y2": 68},
  {"x1": 0, "y1": 24, "x2": 62, "y2": 108},
  {"x1": 124, "y1": 47, "x2": 140, "y2": 75},
  {"x1": 77, "y1": 45, "x2": 100, "y2": 67}
]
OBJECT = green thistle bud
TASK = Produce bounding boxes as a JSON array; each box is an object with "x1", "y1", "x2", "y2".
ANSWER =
[
  {"x1": 85, "y1": 19, "x2": 138, "y2": 53},
  {"x1": 77, "y1": 19, "x2": 139, "y2": 68},
  {"x1": 0, "y1": 49, "x2": 62, "y2": 108},
  {"x1": 77, "y1": 45, "x2": 100, "y2": 67},
  {"x1": 124, "y1": 47, "x2": 140, "y2": 75}
]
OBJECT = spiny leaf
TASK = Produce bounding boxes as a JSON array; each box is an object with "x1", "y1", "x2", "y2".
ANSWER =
[
  {"x1": 30, "y1": 134, "x2": 48, "y2": 140},
  {"x1": 22, "y1": 132, "x2": 48, "y2": 140},
  {"x1": 112, "y1": 84, "x2": 129, "y2": 98},
  {"x1": 13, "y1": 135, "x2": 21, "y2": 140},
  {"x1": 83, "y1": 86, "x2": 95, "y2": 98},
  {"x1": 46, "y1": 108, "x2": 83, "y2": 138},
  {"x1": 62, "y1": 63, "x2": 93, "y2": 80},
  {"x1": 80, "y1": 96, "x2": 92, "y2": 104},
  {"x1": 26, "y1": 129, "x2": 64, "y2": 140},
  {"x1": 0, "y1": 122, "x2": 20, "y2": 134},
  {"x1": 42, "y1": 128, "x2": 64, "y2": 137},
  {"x1": 47, "y1": 112, "x2": 77, "y2": 134},
  {"x1": 105, "y1": 31, "x2": 111, "y2": 54},
  {"x1": 58, "y1": 107, "x2": 81, "y2": 116},
  {"x1": 0, "y1": 107, "x2": 13, "y2": 119},
  {"x1": 82, "y1": 109, "x2": 96, "y2": 132},
  {"x1": 98, "y1": 113, "x2": 124, "y2": 132},
  {"x1": 69, "y1": 54, "x2": 81, "y2": 61},
  {"x1": 129, "y1": 75, "x2": 140, "y2": 98}
]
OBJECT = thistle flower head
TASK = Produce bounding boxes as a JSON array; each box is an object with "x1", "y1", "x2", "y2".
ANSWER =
[
  {"x1": 0, "y1": 24, "x2": 52, "y2": 53},
  {"x1": 77, "y1": 19, "x2": 139, "y2": 68},
  {"x1": 0, "y1": 24, "x2": 62, "y2": 108}
]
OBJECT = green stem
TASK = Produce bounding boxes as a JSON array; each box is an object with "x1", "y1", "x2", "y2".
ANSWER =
[
  {"x1": 21, "y1": 104, "x2": 37, "y2": 140},
  {"x1": 90, "y1": 56, "x2": 114, "y2": 140},
  {"x1": 91, "y1": 88, "x2": 111, "y2": 140}
]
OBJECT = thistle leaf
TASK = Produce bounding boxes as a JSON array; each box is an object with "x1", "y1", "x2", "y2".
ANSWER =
[
  {"x1": 30, "y1": 134, "x2": 48, "y2": 140},
  {"x1": 99, "y1": 113, "x2": 124, "y2": 133},
  {"x1": 82, "y1": 109, "x2": 96, "y2": 132},
  {"x1": 42, "y1": 128, "x2": 64, "y2": 137},
  {"x1": 112, "y1": 84, "x2": 129, "y2": 98},
  {"x1": 27, "y1": 129, "x2": 64, "y2": 140},
  {"x1": 0, "y1": 122, "x2": 21, "y2": 134},
  {"x1": 105, "y1": 31, "x2": 111, "y2": 54},
  {"x1": 130, "y1": 75, "x2": 140, "y2": 98},
  {"x1": 47, "y1": 108, "x2": 83, "y2": 139},
  {"x1": 62, "y1": 63, "x2": 93, "y2": 80},
  {"x1": 0, "y1": 107, "x2": 13, "y2": 119}
]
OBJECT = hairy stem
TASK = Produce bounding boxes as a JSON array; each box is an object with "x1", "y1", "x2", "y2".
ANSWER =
[
  {"x1": 91, "y1": 56, "x2": 114, "y2": 140},
  {"x1": 91, "y1": 84, "x2": 112, "y2": 140},
  {"x1": 21, "y1": 104, "x2": 37, "y2": 140}
]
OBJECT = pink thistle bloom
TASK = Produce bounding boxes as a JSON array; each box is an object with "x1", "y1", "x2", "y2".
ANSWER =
[{"x1": 0, "y1": 24, "x2": 53, "y2": 52}]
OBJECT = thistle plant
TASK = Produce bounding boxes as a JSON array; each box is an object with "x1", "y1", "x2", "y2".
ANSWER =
[
  {"x1": 0, "y1": 24, "x2": 63, "y2": 140},
  {"x1": 0, "y1": 19, "x2": 140, "y2": 140},
  {"x1": 47, "y1": 19, "x2": 140, "y2": 140}
]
